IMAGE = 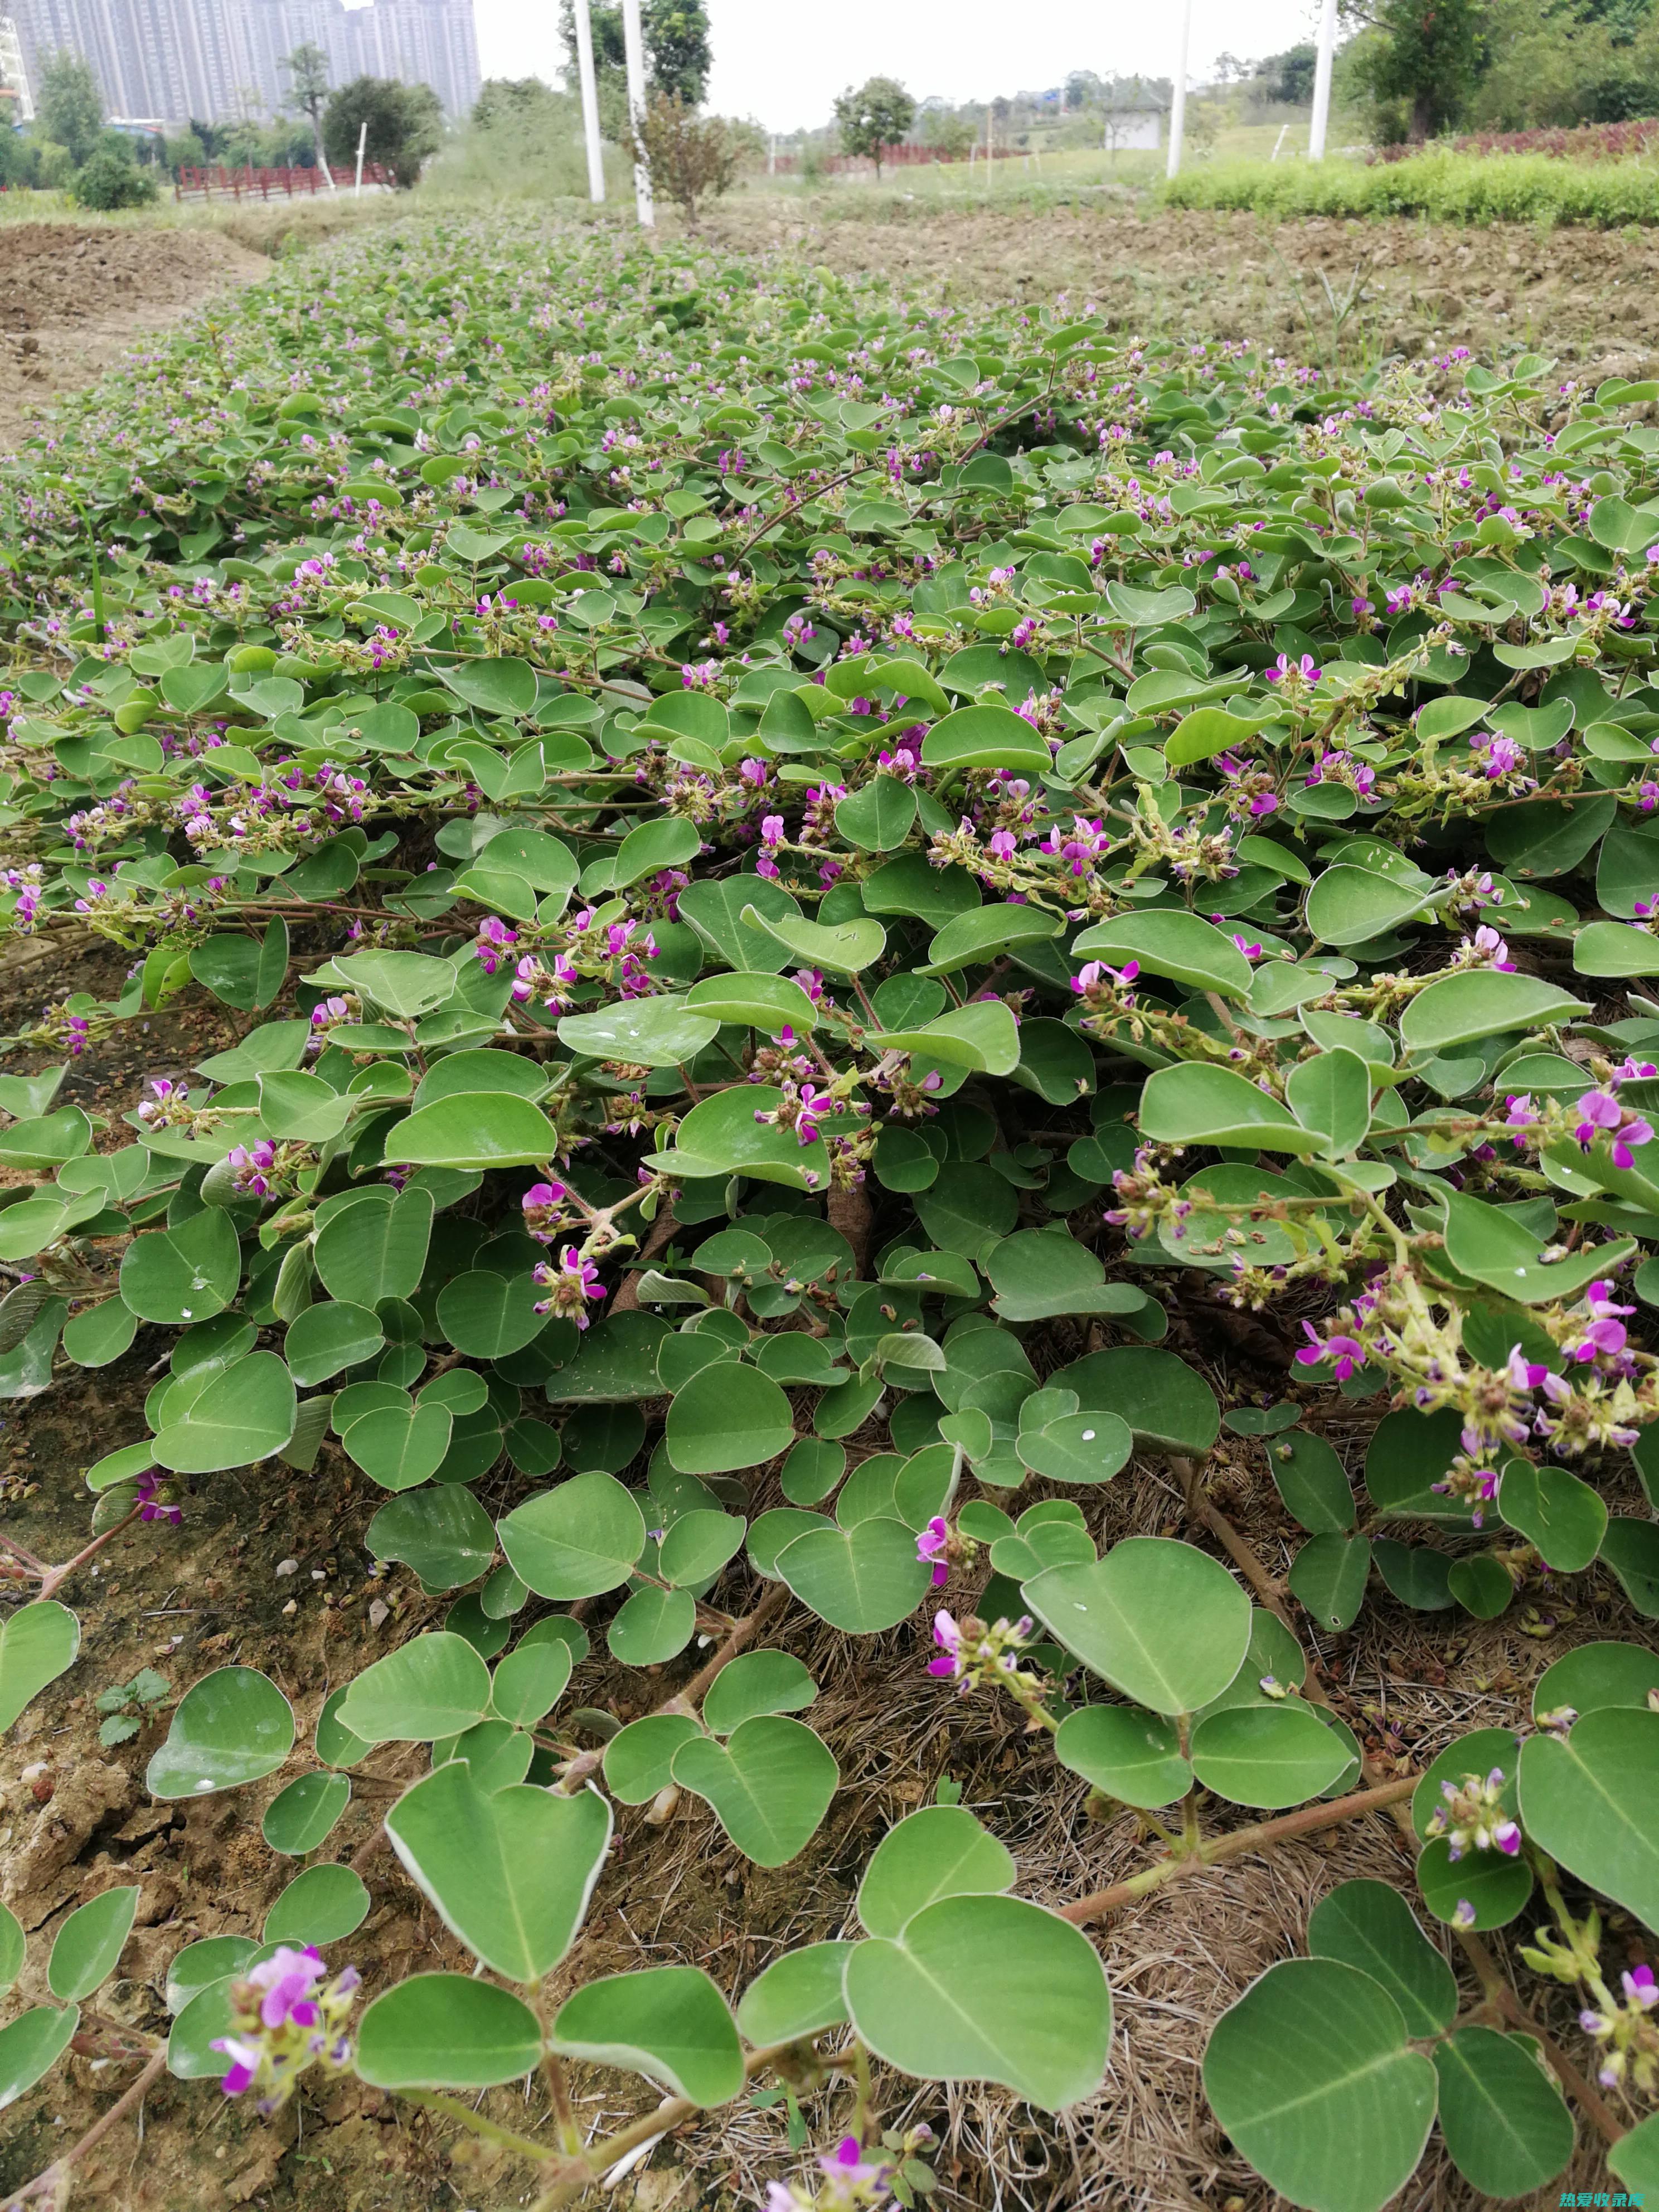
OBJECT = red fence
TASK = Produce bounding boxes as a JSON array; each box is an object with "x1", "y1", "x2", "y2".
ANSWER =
[
  {"x1": 1371, "y1": 117, "x2": 1659, "y2": 165},
  {"x1": 172, "y1": 162, "x2": 390, "y2": 201}
]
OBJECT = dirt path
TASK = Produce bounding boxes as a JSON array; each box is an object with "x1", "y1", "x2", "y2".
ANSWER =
[{"x1": 0, "y1": 223, "x2": 270, "y2": 453}]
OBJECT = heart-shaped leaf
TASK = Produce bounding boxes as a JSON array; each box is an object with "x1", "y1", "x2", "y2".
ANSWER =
[
  {"x1": 497, "y1": 1473, "x2": 645, "y2": 1598},
  {"x1": 356, "y1": 1975, "x2": 542, "y2": 2090},
  {"x1": 1024, "y1": 1538, "x2": 1251, "y2": 1715},
  {"x1": 387, "y1": 1760, "x2": 611, "y2": 1978},
  {"x1": 775, "y1": 1516, "x2": 933, "y2": 1632},
  {"x1": 1519, "y1": 1707, "x2": 1659, "y2": 1933},
  {"x1": 337, "y1": 1633, "x2": 492, "y2": 1743},
  {"x1": 855, "y1": 1806, "x2": 1016, "y2": 1936},
  {"x1": 671, "y1": 1716, "x2": 838, "y2": 1865},
  {"x1": 845, "y1": 1893, "x2": 1111, "y2": 2112}
]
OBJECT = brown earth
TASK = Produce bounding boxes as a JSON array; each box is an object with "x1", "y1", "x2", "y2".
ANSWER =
[
  {"x1": 706, "y1": 199, "x2": 1659, "y2": 382},
  {"x1": 0, "y1": 222, "x2": 270, "y2": 453}
]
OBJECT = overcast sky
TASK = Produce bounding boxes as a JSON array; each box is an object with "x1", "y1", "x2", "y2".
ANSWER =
[{"x1": 472, "y1": 0, "x2": 1323, "y2": 134}]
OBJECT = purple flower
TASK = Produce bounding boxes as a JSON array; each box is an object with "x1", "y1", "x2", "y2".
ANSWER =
[
  {"x1": 916, "y1": 1517, "x2": 949, "y2": 1588},
  {"x1": 1294, "y1": 1323, "x2": 1364, "y2": 1380},
  {"x1": 1624, "y1": 1964, "x2": 1658, "y2": 2010},
  {"x1": 927, "y1": 1609, "x2": 963, "y2": 1678},
  {"x1": 1231, "y1": 934, "x2": 1262, "y2": 962},
  {"x1": 521, "y1": 1181, "x2": 568, "y2": 1241},
  {"x1": 532, "y1": 1246, "x2": 607, "y2": 1327},
  {"x1": 1265, "y1": 652, "x2": 1320, "y2": 685}
]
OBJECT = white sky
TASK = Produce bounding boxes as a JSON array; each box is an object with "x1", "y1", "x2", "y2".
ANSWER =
[{"x1": 473, "y1": 0, "x2": 1323, "y2": 134}]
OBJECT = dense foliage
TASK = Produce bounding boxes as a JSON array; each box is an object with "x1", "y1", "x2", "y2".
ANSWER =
[
  {"x1": 3, "y1": 217, "x2": 1659, "y2": 2209},
  {"x1": 1164, "y1": 145, "x2": 1659, "y2": 224}
]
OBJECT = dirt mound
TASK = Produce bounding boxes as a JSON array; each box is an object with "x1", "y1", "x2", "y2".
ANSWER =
[{"x1": 0, "y1": 221, "x2": 269, "y2": 452}]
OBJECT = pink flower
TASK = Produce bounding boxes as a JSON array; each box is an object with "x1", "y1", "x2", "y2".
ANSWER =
[
  {"x1": 532, "y1": 1246, "x2": 607, "y2": 1327},
  {"x1": 1231, "y1": 935, "x2": 1262, "y2": 962},
  {"x1": 927, "y1": 1610, "x2": 963, "y2": 1678},
  {"x1": 1294, "y1": 1324, "x2": 1365, "y2": 1380},
  {"x1": 1265, "y1": 652, "x2": 1321, "y2": 684},
  {"x1": 916, "y1": 1517, "x2": 949, "y2": 1588}
]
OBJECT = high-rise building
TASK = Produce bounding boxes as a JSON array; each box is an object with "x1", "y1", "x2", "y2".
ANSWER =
[
  {"x1": 0, "y1": 13, "x2": 36, "y2": 119},
  {"x1": 9, "y1": 0, "x2": 478, "y2": 130}
]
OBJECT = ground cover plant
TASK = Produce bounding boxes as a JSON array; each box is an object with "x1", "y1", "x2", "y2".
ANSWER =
[
  {"x1": 1163, "y1": 147, "x2": 1659, "y2": 227},
  {"x1": 2, "y1": 215, "x2": 1659, "y2": 2210}
]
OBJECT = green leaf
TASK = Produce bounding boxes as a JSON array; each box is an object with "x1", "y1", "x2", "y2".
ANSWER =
[
  {"x1": 738, "y1": 906, "x2": 886, "y2": 976},
  {"x1": 685, "y1": 971, "x2": 819, "y2": 1033},
  {"x1": 700, "y1": 1650, "x2": 817, "y2": 1735},
  {"x1": 1055, "y1": 1346, "x2": 1220, "y2": 1454},
  {"x1": 1269, "y1": 1430, "x2": 1356, "y2": 1535},
  {"x1": 1023, "y1": 1537, "x2": 1251, "y2": 1715},
  {"x1": 439, "y1": 656, "x2": 537, "y2": 715},
  {"x1": 0, "y1": 1900, "x2": 23, "y2": 1995},
  {"x1": 658, "y1": 1508, "x2": 746, "y2": 1586},
  {"x1": 868, "y1": 999, "x2": 1021, "y2": 1076},
  {"x1": 342, "y1": 1398, "x2": 454, "y2": 1490},
  {"x1": 608, "y1": 1584, "x2": 696, "y2": 1664},
  {"x1": 357, "y1": 1974, "x2": 543, "y2": 2090},
  {"x1": 603, "y1": 1713, "x2": 702, "y2": 1804},
  {"x1": 263, "y1": 1862, "x2": 370, "y2": 1946},
  {"x1": 263, "y1": 1772, "x2": 351, "y2": 1855},
  {"x1": 1399, "y1": 971, "x2": 1588, "y2": 1056},
  {"x1": 1165, "y1": 706, "x2": 1272, "y2": 768},
  {"x1": 337, "y1": 1632, "x2": 493, "y2": 1743},
  {"x1": 1139, "y1": 1063, "x2": 1320, "y2": 1153},
  {"x1": 1574, "y1": 919, "x2": 1659, "y2": 978},
  {"x1": 678, "y1": 876, "x2": 800, "y2": 972},
  {"x1": 1611, "y1": 2111, "x2": 1659, "y2": 2196},
  {"x1": 923, "y1": 903, "x2": 1061, "y2": 974},
  {"x1": 0, "y1": 1600, "x2": 80, "y2": 1732},
  {"x1": 334, "y1": 949, "x2": 460, "y2": 1018},
  {"x1": 1433, "y1": 2027, "x2": 1574, "y2": 2198},
  {"x1": 497, "y1": 1473, "x2": 646, "y2": 1598},
  {"x1": 1055, "y1": 1704, "x2": 1191, "y2": 1807},
  {"x1": 920, "y1": 704, "x2": 1052, "y2": 774},
  {"x1": 1441, "y1": 1189, "x2": 1633, "y2": 1306},
  {"x1": 985, "y1": 1228, "x2": 1148, "y2": 1325},
  {"x1": 1202, "y1": 1959, "x2": 1437, "y2": 2212},
  {"x1": 735, "y1": 1942, "x2": 853, "y2": 2045},
  {"x1": 1189, "y1": 1705, "x2": 1351, "y2": 1808},
  {"x1": 1307, "y1": 1880, "x2": 1458, "y2": 2039},
  {"x1": 147, "y1": 1666, "x2": 295, "y2": 1797},
  {"x1": 0, "y1": 2004, "x2": 80, "y2": 2110},
  {"x1": 47, "y1": 1885, "x2": 139, "y2": 2001},
  {"x1": 1518, "y1": 1707, "x2": 1659, "y2": 1934},
  {"x1": 654, "y1": 1084, "x2": 831, "y2": 1191},
  {"x1": 1072, "y1": 910, "x2": 1254, "y2": 999},
  {"x1": 776, "y1": 1515, "x2": 932, "y2": 1632},
  {"x1": 1289, "y1": 1532, "x2": 1372, "y2": 1633},
  {"x1": 1285, "y1": 1050, "x2": 1371, "y2": 1157},
  {"x1": 845, "y1": 1893, "x2": 1111, "y2": 2112},
  {"x1": 435, "y1": 1269, "x2": 547, "y2": 1357},
  {"x1": 119, "y1": 1207, "x2": 240, "y2": 1325},
  {"x1": 551, "y1": 1967, "x2": 745, "y2": 2106},
  {"x1": 835, "y1": 775, "x2": 918, "y2": 851},
  {"x1": 1306, "y1": 865, "x2": 1439, "y2": 948},
  {"x1": 384, "y1": 1092, "x2": 560, "y2": 1170},
  {"x1": 671, "y1": 1716, "x2": 838, "y2": 1866},
  {"x1": 386, "y1": 1760, "x2": 610, "y2": 1978},
  {"x1": 152, "y1": 1351, "x2": 297, "y2": 1474},
  {"x1": 1532, "y1": 1641, "x2": 1659, "y2": 1724},
  {"x1": 284, "y1": 1299, "x2": 385, "y2": 1386},
  {"x1": 665, "y1": 1362, "x2": 794, "y2": 1474},
  {"x1": 558, "y1": 993, "x2": 720, "y2": 1067},
  {"x1": 367, "y1": 1485, "x2": 498, "y2": 1590},
  {"x1": 314, "y1": 1187, "x2": 434, "y2": 1304},
  {"x1": 856, "y1": 1806, "x2": 1017, "y2": 1936},
  {"x1": 1496, "y1": 1457, "x2": 1607, "y2": 1573}
]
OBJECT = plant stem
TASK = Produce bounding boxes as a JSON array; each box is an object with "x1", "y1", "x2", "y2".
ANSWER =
[
  {"x1": 402, "y1": 2090, "x2": 567, "y2": 2166},
  {"x1": 1058, "y1": 1776, "x2": 1418, "y2": 1927},
  {"x1": 38, "y1": 1505, "x2": 143, "y2": 1599}
]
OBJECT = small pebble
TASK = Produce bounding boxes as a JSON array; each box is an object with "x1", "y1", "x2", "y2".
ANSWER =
[{"x1": 275, "y1": 1558, "x2": 298, "y2": 1578}]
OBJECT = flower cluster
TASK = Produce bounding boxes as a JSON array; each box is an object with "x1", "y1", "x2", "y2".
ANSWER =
[{"x1": 211, "y1": 1946, "x2": 358, "y2": 2113}]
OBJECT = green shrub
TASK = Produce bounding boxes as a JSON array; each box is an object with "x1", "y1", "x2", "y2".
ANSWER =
[{"x1": 67, "y1": 147, "x2": 160, "y2": 211}]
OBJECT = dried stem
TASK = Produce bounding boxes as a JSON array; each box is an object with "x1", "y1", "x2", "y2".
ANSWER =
[{"x1": 0, "y1": 2046, "x2": 167, "y2": 2210}]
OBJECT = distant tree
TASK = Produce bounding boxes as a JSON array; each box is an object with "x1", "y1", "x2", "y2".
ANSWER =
[
  {"x1": 322, "y1": 75, "x2": 443, "y2": 187},
  {"x1": 557, "y1": 0, "x2": 710, "y2": 135},
  {"x1": 624, "y1": 88, "x2": 739, "y2": 222},
  {"x1": 1340, "y1": 0, "x2": 1489, "y2": 139},
  {"x1": 1257, "y1": 44, "x2": 1320, "y2": 104},
  {"x1": 282, "y1": 42, "x2": 331, "y2": 166},
  {"x1": 833, "y1": 76, "x2": 915, "y2": 176},
  {"x1": 38, "y1": 50, "x2": 104, "y2": 166},
  {"x1": 919, "y1": 105, "x2": 976, "y2": 158},
  {"x1": 473, "y1": 76, "x2": 561, "y2": 129}
]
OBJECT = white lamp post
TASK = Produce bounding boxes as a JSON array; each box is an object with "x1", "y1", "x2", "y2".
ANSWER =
[
  {"x1": 1166, "y1": 0, "x2": 1191, "y2": 179},
  {"x1": 573, "y1": 0, "x2": 605, "y2": 202},
  {"x1": 621, "y1": 0, "x2": 653, "y2": 227},
  {"x1": 1309, "y1": 0, "x2": 1338, "y2": 160}
]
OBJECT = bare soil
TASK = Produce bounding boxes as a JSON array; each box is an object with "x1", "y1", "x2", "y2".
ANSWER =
[
  {"x1": 707, "y1": 199, "x2": 1659, "y2": 380},
  {"x1": 0, "y1": 223, "x2": 270, "y2": 453}
]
